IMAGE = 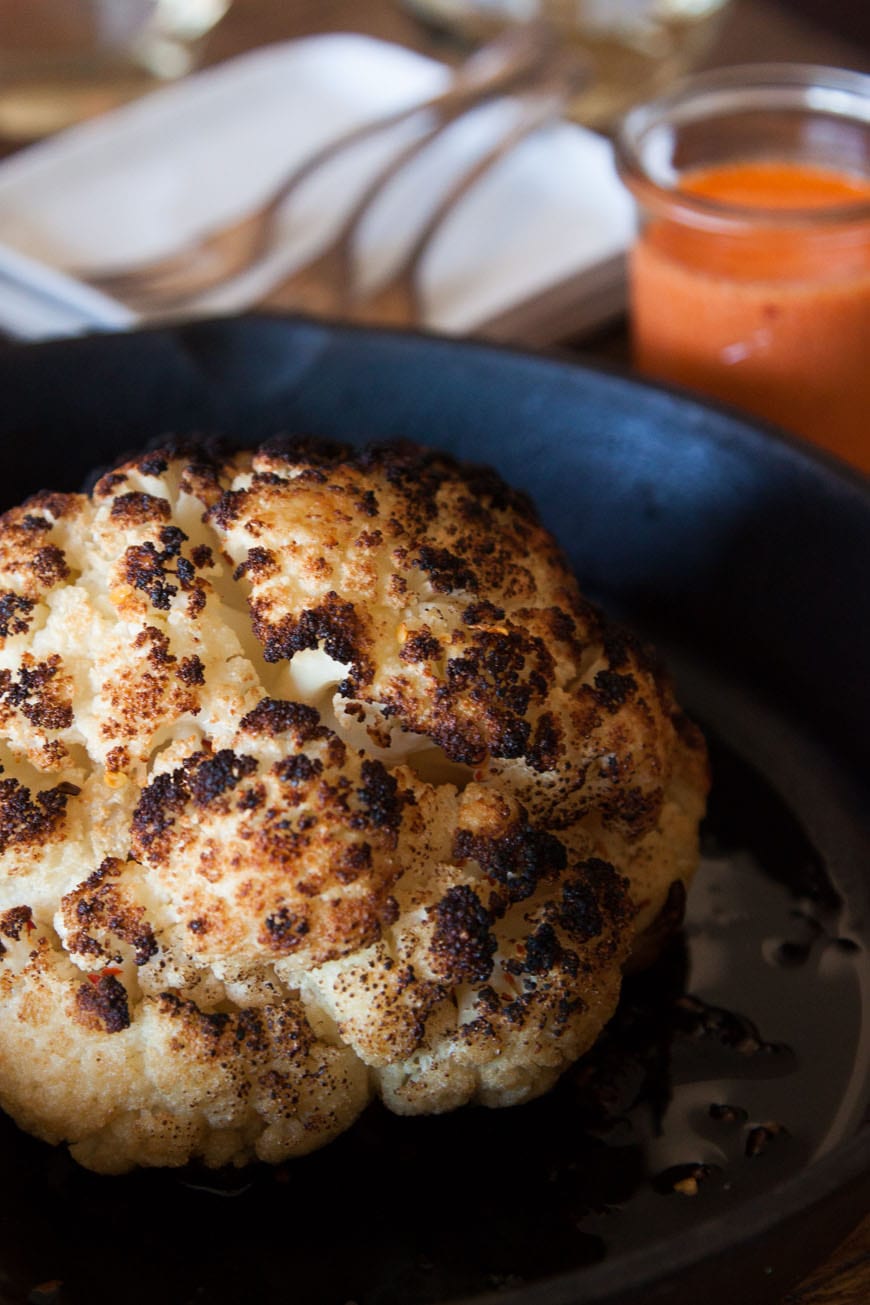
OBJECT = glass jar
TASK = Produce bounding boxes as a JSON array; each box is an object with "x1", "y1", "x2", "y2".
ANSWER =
[{"x1": 615, "y1": 64, "x2": 870, "y2": 472}]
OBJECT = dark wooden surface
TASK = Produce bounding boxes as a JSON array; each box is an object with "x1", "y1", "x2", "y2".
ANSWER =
[{"x1": 1, "y1": 1, "x2": 868, "y2": 1299}]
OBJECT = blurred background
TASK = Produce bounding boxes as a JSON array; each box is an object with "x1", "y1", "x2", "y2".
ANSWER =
[{"x1": 0, "y1": 0, "x2": 867, "y2": 151}]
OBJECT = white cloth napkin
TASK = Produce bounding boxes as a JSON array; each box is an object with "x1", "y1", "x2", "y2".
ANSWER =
[{"x1": 0, "y1": 32, "x2": 635, "y2": 341}]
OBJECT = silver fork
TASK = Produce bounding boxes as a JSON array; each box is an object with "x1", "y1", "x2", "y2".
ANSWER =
[
  {"x1": 76, "y1": 21, "x2": 558, "y2": 311},
  {"x1": 259, "y1": 55, "x2": 587, "y2": 329}
]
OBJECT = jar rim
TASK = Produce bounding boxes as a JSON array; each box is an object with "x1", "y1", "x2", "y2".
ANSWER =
[{"x1": 615, "y1": 63, "x2": 870, "y2": 229}]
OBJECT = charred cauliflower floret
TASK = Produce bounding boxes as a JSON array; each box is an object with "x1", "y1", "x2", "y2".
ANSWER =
[{"x1": 0, "y1": 437, "x2": 708, "y2": 1173}]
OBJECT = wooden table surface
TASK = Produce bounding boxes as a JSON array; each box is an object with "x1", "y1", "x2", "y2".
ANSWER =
[{"x1": 2, "y1": 1, "x2": 869, "y2": 1301}]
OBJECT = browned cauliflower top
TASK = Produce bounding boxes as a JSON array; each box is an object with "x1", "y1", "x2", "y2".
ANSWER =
[{"x1": 0, "y1": 437, "x2": 708, "y2": 1173}]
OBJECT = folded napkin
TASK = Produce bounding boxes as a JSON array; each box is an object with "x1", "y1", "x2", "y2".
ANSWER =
[{"x1": 0, "y1": 32, "x2": 635, "y2": 342}]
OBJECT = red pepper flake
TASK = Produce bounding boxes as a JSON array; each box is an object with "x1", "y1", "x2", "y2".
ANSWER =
[{"x1": 87, "y1": 966, "x2": 122, "y2": 984}]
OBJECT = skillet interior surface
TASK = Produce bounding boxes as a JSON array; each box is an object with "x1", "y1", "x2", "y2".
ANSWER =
[{"x1": 0, "y1": 315, "x2": 867, "y2": 1305}]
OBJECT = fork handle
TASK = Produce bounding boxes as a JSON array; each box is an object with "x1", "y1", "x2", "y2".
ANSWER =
[
  {"x1": 320, "y1": 59, "x2": 557, "y2": 294},
  {"x1": 351, "y1": 59, "x2": 587, "y2": 314}
]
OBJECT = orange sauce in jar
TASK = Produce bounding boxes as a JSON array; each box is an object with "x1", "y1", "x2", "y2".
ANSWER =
[{"x1": 630, "y1": 160, "x2": 870, "y2": 471}]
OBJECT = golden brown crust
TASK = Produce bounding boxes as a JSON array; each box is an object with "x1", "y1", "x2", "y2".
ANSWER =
[
  {"x1": 206, "y1": 440, "x2": 687, "y2": 840},
  {"x1": 129, "y1": 724, "x2": 407, "y2": 969},
  {"x1": 0, "y1": 435, "x2": 708, "y2": 1173}
]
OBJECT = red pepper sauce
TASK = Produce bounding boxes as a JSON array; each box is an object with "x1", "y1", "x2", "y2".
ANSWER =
[{"x1": 631, "y1": 160, "x2": 870, "y2": 471}]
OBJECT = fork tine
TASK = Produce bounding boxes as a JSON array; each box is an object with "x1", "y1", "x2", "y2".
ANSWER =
[
  {"x1": 111, "y1": 94, "x2": 480, "y2": 314},
  {"x1": 259, "y1": 55, "x2": 586, "y2": 323},
  {"x1": 75, "y1": 21, "x2": 558, "y2": 310}
]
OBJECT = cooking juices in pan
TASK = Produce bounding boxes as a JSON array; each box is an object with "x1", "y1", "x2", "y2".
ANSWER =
[{"x1": 1, "y1": 729, "x2": 865, "y2": 1305}]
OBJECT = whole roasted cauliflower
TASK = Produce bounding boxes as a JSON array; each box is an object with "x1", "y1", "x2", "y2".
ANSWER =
[{"x1": 0, "y1": 436, "x2": 707, "y2": 1173}]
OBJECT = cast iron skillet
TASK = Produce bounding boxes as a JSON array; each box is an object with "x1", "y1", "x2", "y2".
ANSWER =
[{"x1": 0, "y1": 315, "x2": 867, "y2": 1305}]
